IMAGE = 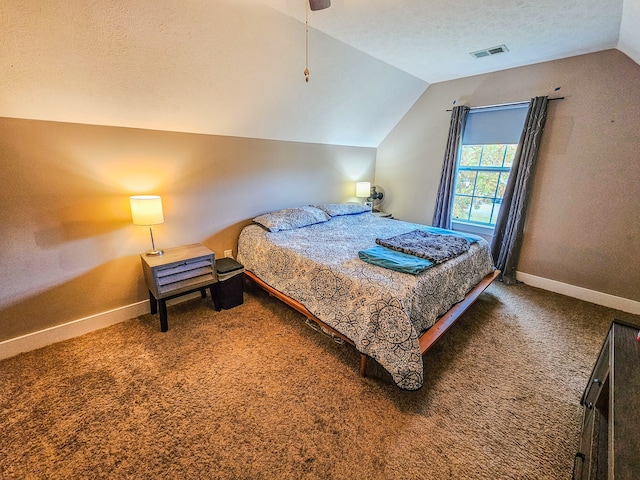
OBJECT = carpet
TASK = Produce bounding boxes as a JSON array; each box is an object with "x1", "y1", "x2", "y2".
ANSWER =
[{"x1": 1, "y1": 281, "x2": 638, "y2": 479}]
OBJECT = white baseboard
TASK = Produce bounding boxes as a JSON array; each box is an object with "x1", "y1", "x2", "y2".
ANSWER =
[
  {"x1": 2, "y1": 275, "x2": 637, "y2": 362},
  {"x1": 0, "y1": 301, "x2": 150, "y2": 361},
  {"x1": 0, "y1": 292, "x2": 209, "y2": 361},
  {"x1": 516, "y1": 271, "x2": 640, "y2": 315}
]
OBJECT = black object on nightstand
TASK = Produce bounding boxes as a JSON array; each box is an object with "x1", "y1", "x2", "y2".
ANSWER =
[{"x1": 213, "y1": 258, "x2": 245, "y2": 311}]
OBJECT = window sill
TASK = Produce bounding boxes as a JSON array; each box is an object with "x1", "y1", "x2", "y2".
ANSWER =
[{"x1": 451, "y1": 221, "x2": 494, "y2": 244}]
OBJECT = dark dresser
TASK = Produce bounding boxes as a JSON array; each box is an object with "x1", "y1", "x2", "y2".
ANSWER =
[{"x1": 573, "y1": 319, "x2": 640, "y2": 479}]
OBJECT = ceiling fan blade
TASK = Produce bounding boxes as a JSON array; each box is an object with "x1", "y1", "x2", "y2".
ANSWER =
[{"x1": 309, "y1": 0, "x2": 331, "y2": 11}]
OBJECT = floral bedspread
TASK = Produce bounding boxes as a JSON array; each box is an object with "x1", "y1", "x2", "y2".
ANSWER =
[{"x1": 237, "y1": 213, "x2": 495, "y2": 390}]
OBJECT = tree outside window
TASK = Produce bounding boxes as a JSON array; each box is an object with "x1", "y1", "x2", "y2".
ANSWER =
[{"x1": 452, "y1": 144, "x2": 516, "y2": 227}]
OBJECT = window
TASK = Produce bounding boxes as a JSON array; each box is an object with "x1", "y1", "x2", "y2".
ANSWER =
[
  {"x1": 453, "y1": 144, "x2": 516, "y2": 226},
  {"x1": 451, "y1": 104, "x2": 528, "y2": 229}
]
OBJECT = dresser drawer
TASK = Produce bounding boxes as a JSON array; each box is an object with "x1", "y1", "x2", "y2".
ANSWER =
[
  {"x1": 575, "y1": 320, "x2": 640, "y2": 480},
  {"x1": 581, "y1": 334, "x2": 610, "y2": 408}
]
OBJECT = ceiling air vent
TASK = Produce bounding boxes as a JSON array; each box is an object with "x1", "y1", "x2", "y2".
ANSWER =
[{"x1": 470, "y1": 45, "x2": 509, "y2": 59}]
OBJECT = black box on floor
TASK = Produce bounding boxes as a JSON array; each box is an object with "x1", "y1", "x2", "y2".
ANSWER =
[{"x1": 213, "y1": 258, "x2": 245, "y2": 310}]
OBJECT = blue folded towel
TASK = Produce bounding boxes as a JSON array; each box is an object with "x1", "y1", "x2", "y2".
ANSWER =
[{"x1": 358, "y1": 245, "x2": 434, "y2": 275}]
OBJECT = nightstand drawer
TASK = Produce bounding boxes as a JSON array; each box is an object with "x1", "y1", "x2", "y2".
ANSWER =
[
  {"x1": 153, "y1": 258, "x2": 214, "y2": 296},
  {"x1": 157, "y1": 274, "x2": 214, "y2": 295},
  {"x1": 141, "y1": 244, "x2": 216, "y2": 300},
  {"x1": 156, "y1": 259, "x2": 213, "y2": 279},
  {"x1": 157, "y1": 267, "x2": 213, "y2": 288},
  {"x1": 155, "y1": 259, "x2": 214, "y2": 293}
]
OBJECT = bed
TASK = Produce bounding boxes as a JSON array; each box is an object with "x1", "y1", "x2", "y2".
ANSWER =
[{"x1": 237, "y1": 204, "x2": 498, "y2": 390}]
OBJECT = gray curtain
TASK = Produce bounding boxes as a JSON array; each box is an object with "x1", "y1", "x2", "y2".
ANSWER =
[
  {"x1": 491, "y1": 96, "x2": 549, "y2": 284},
  {"x1": 432, "y1": 105, "x2": 469, "y2": 229}
]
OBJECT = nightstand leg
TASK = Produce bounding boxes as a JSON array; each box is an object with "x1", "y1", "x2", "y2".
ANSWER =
[
  {"x1": 200, "y1": 288, "x2": 207, "y2": 299},
  {"x1": 149, "y1": 291, "x2": 158, "y2": 315},
  {"x1": 159, "y1": 299, "x2": 168, "y2": 332}
]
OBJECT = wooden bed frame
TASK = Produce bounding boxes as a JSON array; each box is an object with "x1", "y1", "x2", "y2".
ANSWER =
[{"x1": 245, "y1": 269, "x2": 500, "y2": 378}]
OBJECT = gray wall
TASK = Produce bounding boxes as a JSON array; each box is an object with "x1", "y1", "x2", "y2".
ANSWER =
[
  {"x1": 0, "y1": 119, "x2": 375, "y2": 341},
  {"x1": 376, "y1": 49, "x2": 640, "y2": 302}
]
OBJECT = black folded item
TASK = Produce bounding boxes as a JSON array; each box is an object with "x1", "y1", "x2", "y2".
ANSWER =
[{"x1": 376, "y1": 229, "x2": 470, "y2": 264}]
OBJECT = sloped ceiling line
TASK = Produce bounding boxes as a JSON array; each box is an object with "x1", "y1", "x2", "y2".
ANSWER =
[{"x1": 1, "y1": 0, "x2": 638, "y2": 148}]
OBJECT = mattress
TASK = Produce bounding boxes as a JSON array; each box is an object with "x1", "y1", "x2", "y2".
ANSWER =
[{"x1": 238, "y1": 211, "x2": 495, "y2": 390}]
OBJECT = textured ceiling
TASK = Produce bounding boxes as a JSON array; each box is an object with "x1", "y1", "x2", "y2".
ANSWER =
[
  {"x1": 1, "y1": 0, "x2": 638, "y2": 148},
  {"x1": 265, "y1": 0, "x2": 632, "y2": 83}
]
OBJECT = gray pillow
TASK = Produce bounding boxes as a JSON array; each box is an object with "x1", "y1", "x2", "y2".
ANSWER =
[
  {"x1": 253, "y1": 206, "x2": 330, "y2": 232},
  {"x1": 311, "y1": 203, "x2": 370, "y2": 217}
]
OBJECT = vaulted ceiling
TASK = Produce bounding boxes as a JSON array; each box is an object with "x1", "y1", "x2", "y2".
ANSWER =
[{"x1": 2, "y1": 0, "x2": 638, "y2": 148}]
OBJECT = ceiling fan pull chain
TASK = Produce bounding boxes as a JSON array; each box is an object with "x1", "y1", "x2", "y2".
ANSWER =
[
  {"x1": 304, "y1": 0, "x2": 310, "y2": 82},
  {"x1": 304, "y1": 0, "x2": 331, "y2": 82}
]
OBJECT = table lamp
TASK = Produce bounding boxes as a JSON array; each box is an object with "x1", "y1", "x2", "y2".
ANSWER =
[{"x1": 130, "y1": 195, "x2": 164, "y2": 256}]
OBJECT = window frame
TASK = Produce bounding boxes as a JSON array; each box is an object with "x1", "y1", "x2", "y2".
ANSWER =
[
  {"x1": 451, "y1": 144, "x2": 515, "y2": 229},
  {"x1": 449, "y1": 103, "x2": 529, "y2": 234}
]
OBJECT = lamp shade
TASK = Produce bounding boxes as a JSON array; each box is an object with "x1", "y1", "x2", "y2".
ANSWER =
[
  {"x1": 355, "y1": 182, "x2": 371, "y2": 198},
  {"x1": 130, "y1": 195, "x2": 164, "y2": 226}
]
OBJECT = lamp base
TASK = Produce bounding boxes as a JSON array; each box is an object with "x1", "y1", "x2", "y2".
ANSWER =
[{"x1": 145, "y1": 227, "x2": 163, "y2": 256}]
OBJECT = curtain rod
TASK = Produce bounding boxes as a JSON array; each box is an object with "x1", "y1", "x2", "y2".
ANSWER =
[{"x1": 446, "y1": 96, "x2": 564, "y2": 112}]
